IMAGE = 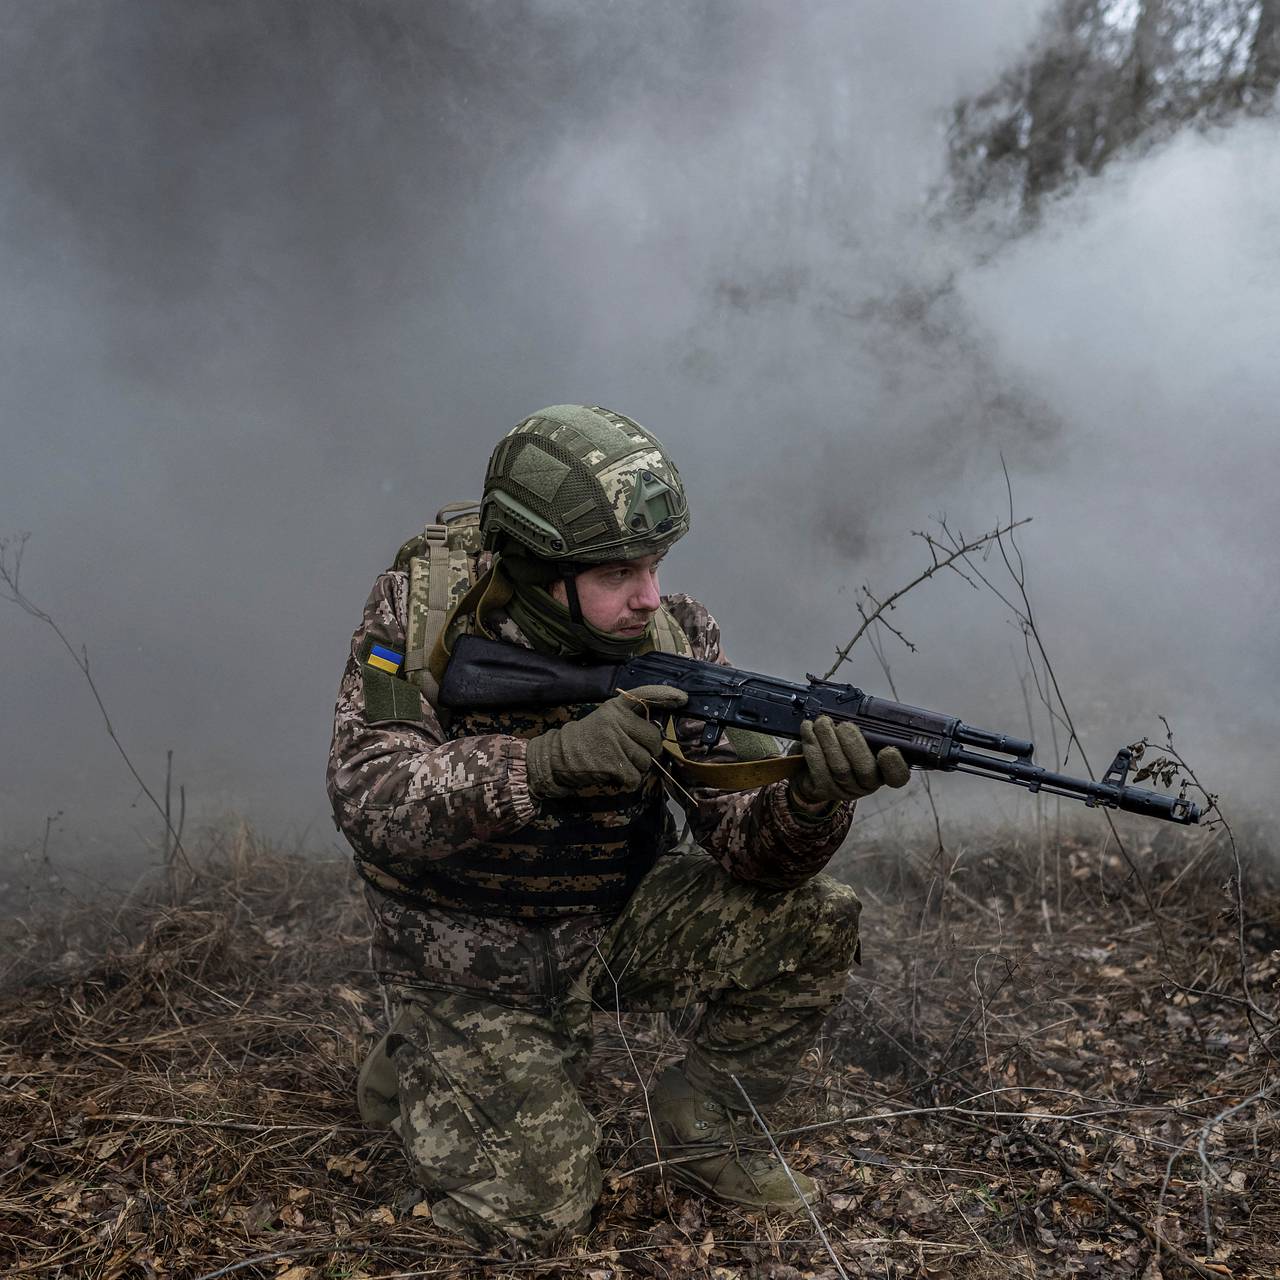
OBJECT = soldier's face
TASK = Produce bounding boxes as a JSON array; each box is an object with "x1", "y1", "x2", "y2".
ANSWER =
[{"x1": 551, "y1": 553, "x2": 664, "y2": 636}]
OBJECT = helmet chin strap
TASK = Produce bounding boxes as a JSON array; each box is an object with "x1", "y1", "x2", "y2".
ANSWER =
[
  {"x1": 560, "y1": 565, "x2": 585, "y2": 625},
  {"x1": 500, "y1": 552, "x2": 651, "y2": 660}
]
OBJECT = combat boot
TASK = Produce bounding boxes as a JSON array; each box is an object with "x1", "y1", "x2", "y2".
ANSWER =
[{"x1": 649, "y1": 1065, "x2": 819, "y2": 1210}]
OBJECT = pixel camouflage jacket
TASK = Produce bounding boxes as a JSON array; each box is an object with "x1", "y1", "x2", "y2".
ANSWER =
[{"x1": 327, "y1": 569, "x2": 856, "y2": 1000}]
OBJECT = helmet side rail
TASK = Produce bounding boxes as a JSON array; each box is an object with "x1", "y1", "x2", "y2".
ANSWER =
[{"x1": 439, "y1": 635, "x2": 1201, "y2": 825}]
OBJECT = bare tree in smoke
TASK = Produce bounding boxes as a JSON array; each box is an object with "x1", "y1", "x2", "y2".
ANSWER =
[{"x1": 949, "y1": 0, "x2": 1280, "y2": 217}]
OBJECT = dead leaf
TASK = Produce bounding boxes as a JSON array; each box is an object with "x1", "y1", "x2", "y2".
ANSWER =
[
  {"x1": 895, "y1": 1185, "x2": 939, "y2": 1222},
  {"x1": 92, "y1": 1135, "x2": 128, "y2": 1160},
  {"x1": 325, "y1": 1153, "x2": 369, "y2": 1178},
  {"x1": 245, "y1": 1198, "x2": 277, "y2": 1231},
  {"x1": 411, "y1": 1200, "x2": 432, "y2": 1218},
  {"x1": 676, "y1": 1197, "x2": 704, "y2": 1235},
  {"x1": 368, "y1": 1205, "x2": 395, "y2": 1225},
  {"x1": 277, "y1": 1268, "x2": 316, "y2": 1280}
]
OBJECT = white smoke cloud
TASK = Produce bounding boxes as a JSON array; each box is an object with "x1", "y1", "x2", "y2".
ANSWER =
[
  {"x1": 9, "y1": 1, "x2": 1273, "y2": 880},
  {"x1": 953, "y1": 119, "x2": 1280, "y2": 812}
]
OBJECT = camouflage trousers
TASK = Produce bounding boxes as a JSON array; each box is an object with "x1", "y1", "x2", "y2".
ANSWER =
[{"x1": 383, "y1": 850, "x2": 861, "y2": 1253}]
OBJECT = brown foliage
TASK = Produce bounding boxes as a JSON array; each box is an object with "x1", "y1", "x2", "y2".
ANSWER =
[{"x1": 2, "y1": 824, "x2": 1278, "y2": 1279}]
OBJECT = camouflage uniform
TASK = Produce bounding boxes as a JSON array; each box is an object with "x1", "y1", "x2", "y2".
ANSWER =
[{"x1": 328, "y1": 566, "x2": 860, "y2": 1252}]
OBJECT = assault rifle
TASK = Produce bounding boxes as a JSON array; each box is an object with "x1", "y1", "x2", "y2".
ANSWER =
[{"x1": 439, "y1": 635, "x2": 1201, "y2": 825}]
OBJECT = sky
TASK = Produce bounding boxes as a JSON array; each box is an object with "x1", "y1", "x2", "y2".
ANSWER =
[{"x1": 2, "y1": 0, "x2": 1275, "y2": 892}]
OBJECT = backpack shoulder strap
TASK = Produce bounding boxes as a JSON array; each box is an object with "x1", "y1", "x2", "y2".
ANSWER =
[{"x1": 401, "y1": 503, "x2": 480, "y2": 694}]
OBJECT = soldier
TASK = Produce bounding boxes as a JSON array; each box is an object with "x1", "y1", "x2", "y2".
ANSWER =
[{"x1": 327, "y1": 405, "x2": 909, "y2": 1255}]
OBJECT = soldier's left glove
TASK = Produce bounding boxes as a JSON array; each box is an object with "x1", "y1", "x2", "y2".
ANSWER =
[{"x1": 789, "y1": 716, "x2": 910, "y2": 807}]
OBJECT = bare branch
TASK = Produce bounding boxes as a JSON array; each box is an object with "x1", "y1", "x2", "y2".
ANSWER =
[
  {"x1": 824, "y1": 516, "x2": 1030, "y2": 680},
  {"x1": 731, "y1": 1073, "x2": 851, "y2": 1280},
  {"x1": 0, "y1": 536, "x2": 194, "y2": 885}
]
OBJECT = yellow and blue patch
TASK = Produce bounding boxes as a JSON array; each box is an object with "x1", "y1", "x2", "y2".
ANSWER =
[{"x1": 366, "y1": 643, "x2": 404, "y2": 675}]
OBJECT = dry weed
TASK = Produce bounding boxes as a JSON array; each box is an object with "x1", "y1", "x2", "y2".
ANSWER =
[{"x1": 2, "y1": 823, "x2": 1277, "y2": 1279}]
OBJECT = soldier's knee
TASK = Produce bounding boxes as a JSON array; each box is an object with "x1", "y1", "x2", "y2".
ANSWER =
[
  {"x1": 795, "y1": 874, "x2": 862, "y2": 965},
  {"x1": 797, "y1": 873, "x2": 861, "y2": 927}
]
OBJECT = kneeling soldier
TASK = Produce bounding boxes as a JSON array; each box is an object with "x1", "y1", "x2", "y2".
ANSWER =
[{"x1": 327, "y1": 405, "x2": 909, "y2": 1254}]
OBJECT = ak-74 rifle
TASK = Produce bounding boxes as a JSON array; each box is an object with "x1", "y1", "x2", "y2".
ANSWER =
[{"x1": 438, "y1": 635, "x2": 1201, "y2": 826}]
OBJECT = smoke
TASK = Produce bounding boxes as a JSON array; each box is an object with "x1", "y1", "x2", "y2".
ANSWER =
[
  {"x1": 955, "y1": 119, "x2": 1280, "y2": 783},
  {"x1": 2, "y1": 1, "x2": 1273, "y2": 884}
]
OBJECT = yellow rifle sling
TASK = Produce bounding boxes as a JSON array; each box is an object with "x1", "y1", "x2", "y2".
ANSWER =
[{"x1": 660, "y1": 722, "x2": 803, "y2": 792}]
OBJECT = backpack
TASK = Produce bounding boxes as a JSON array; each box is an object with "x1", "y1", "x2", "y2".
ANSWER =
[{"x1": 389, "y1": 502, "x2": 485, "y2": 693}]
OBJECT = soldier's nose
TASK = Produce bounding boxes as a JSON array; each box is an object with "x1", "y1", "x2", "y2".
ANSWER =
[{"x1": 633, "y1": 576, "x2": 661, "y2": 611}]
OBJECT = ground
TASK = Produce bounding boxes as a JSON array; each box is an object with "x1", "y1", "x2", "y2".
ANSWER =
[{"x1": 1, "y1": 820, "x2": 1276, "y2": 1279}]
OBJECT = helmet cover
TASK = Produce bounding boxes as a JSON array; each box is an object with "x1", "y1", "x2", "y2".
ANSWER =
[{"x1": 480, "y1": 405, "x2": 689, "y2": 564}]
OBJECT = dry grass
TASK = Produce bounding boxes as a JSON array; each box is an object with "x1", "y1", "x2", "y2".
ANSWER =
[{"x1": 2, "y1": 821, "x2": 1278, "y2": 1279}]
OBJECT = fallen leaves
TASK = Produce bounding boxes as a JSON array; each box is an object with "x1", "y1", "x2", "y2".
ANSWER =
[{"x1": 5, "y1": 833, "x2": 1280, "y2": 1279}]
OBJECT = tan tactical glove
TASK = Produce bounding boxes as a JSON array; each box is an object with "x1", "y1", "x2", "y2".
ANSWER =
[
  {"x1": 525, "y1": 685, "x2": 688, "y2": 798},
  {"x1": 789, "y1": 716, "x2": 911, "y2": 807}
]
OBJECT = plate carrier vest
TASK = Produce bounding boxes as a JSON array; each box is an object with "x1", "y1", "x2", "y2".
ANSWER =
[{"x1": 376, "y1": 504, "x2": 692, "y2": 920}]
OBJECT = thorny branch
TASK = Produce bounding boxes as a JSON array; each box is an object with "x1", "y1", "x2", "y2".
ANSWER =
[
  {"x1": 1141, "y1": 717, "x2": 1280, "y2": 1066},
  {"x1": 823, "y1": 515, "x2": 1031, "y2": 680},
  {"x1": 934, "y1": 467, "x2": 1186, "y2": 972}
]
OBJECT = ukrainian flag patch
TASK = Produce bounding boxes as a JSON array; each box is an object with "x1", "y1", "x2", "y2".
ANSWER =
[{"x1": 366, "y1": 643, "x2": 404, "y2": 675}]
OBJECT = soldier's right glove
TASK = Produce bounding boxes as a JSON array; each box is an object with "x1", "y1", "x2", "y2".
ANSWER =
[
  {"x1": 789, "y1": 715, "x2": 911, "y2": 807},
  {"x1": 525, "y1": 685, "x2": 689, "y2": 799}
]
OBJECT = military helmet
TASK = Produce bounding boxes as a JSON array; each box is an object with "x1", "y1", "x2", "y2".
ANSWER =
[{"x1": 480, "y1": 405, "x2": 689, "y2": 563}]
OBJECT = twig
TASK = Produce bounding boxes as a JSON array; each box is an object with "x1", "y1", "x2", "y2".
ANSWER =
[
  {"x1": 1151, "y1": 716, "x2": 1279, "y2": 1066},
  {"x1": 1155, "y1": 1081, "x2": 1280, "y2": 1264},
  {"x1": 0, "y1": 535, "x2": 194, "y2": 881},
  {"x1": 591, "y1": 944, "x2": 670, "y2": 1209},
  {"x1": 823, "y1": 516, "x2": 1030, "y2": 679},
  {"x1": 941, "y1": 469, "x2": 1182, "y2": 970},
  {"x1": 88, "y1": 1113, "x2": 360, "y2": 1135},
  {"x1": 1023, "y1": 1126, "x2": 1222, "y2": 1280},
  {"x1": 191, "y1": 1244, "x2": 477, "y2": 1280},
  {"x1": 866, "y1": 625, "x2": 952, "y2": 923},
  {"x1": 730, "y1": 1073, "x2": 850, "y2": 1280}
]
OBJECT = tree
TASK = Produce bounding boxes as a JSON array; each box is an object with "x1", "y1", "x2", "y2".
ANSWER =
[{"x1": 949, "y1": 0, "x2": 1279, "y2": 219}]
